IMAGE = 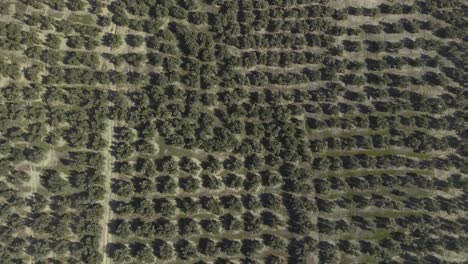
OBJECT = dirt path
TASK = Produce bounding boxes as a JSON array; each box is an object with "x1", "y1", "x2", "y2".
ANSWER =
[
  {"x1": 101, "y1": 22, "x2": 117, "y2": 264},
  {"x1": 24, "y1": 5, "x2": 35, "y2": 264},
  {"x1": 101, "y1": 117, "x2": 114, "y2": 264},
  {"x1": 28, "y1": 158, "x2": 36, "y2": 264}
]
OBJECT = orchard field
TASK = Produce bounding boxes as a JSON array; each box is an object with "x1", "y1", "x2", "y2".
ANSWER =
[{"x1": 0, "y1": 0, "x2": 466, "y2": 263}]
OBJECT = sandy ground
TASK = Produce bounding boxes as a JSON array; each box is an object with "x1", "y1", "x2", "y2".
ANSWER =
[{"x1": 101, "y1": 19, "x2": 118, "y2": 264}]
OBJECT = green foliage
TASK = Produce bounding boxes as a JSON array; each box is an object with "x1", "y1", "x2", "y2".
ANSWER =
[
  {"x1": 102, "y1": 33, "x2": 122, "y2": 48},
  {"x1": 0, "y1": 2, "x2": 465, "y2": 264},
  {"x1": 126, "y1": 34, "x2": 144, "y2": 47}
]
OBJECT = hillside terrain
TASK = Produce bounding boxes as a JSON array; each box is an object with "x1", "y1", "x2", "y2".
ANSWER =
[{"x1": 0, "y1": 0, "x2": 466, "y2": 263}]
